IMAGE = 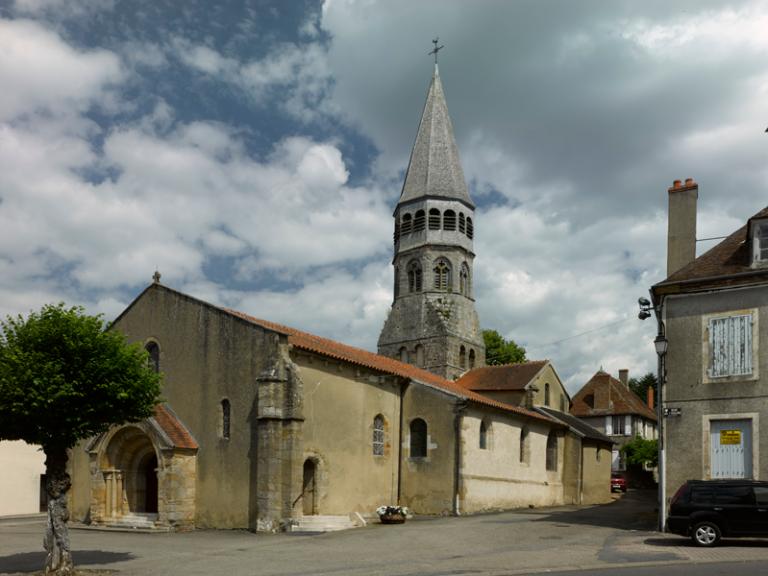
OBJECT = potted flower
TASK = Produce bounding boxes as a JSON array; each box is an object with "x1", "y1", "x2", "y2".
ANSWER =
[{"x1": 376, "y1": 505, "x2": 409, "y2": 524}]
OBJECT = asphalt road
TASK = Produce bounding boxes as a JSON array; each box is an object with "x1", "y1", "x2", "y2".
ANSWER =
[{"x1": 2, "y1": 491, "x2": 767, "y2": 576}]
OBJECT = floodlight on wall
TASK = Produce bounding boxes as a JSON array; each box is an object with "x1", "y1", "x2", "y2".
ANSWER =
[{"x1": 638, "y1": 297, "x2": 653, "y2": 320}]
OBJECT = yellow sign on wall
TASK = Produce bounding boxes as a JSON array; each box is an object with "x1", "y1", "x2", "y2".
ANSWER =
[{"x1": 721, "y1": 430, "x2": 742, "y2": 445}]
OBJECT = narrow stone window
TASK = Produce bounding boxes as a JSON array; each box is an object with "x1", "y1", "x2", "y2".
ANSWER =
[
  {"x1": 221, "y1": 399, "x2": 231, "y2": 440},
  {"x1": 433, "y1": 259, "x2": 451, "y2": 291},
  {"x1": 596, "y1": 447, "x2": 601, "y2": 462},
  {"x1": 444, "y1": 210, "x2": 456, "y2": 231},
  {"x1": 414, "y1": 210, "x2": 426, "y2": 232},
  {"x1": 373, "y1": 414, "x2": 385, "y2": 456},
  {"x1": 559, "y1": 395, "x2": 566, "y2": 412},
  {"x1": 428, "y1": 208, "x2": 441, "y2": 230},
  {"x1": 479, "y1": 420, "x2": 489, "y2": 450},
  {"x1": 145, "y1": 341, "x2": 160, "y2": 373},
  {"x1": 544, "y1": 383, "x2": 551, "y2": 407},
  {"x1": 410, "y1": 418, "x2": 428, "y2": 458},
  {"x1": 546, "y1": 432, "x2": 558, "y2": 471},
  {"x1": 520, "y1": 426, "x2": 530, "y2": 463},
  {"x1": 399, "y1": 346, "x2": 409, "y2": 363},
  {"x1": 407, "y1": 260, "x2": 422, "y2": 292},
  {"x1": 459, "y1": 345, "x2": 467, "y2": 369},
  {"x1": 401, "y1": 213, "x2": 412, "y2": 236},
  {"x1": 394, "y1": 267, "x2": 400, "y2": 298},
  {"x1": 415, "y1": 344, "x2": 425, "y2": 367},
  {"x1": 459, "y1": 213, "x2": 466, "y2": 233},
  {"x1": 466, "y1": 217, "x2": 474, "y2": 239},
  {"x1": 459, "y1": 263, "x2": 470, "y2": 296},
  {"x1": 469, "y1": 348, "x2": 476, "y2": 369}
]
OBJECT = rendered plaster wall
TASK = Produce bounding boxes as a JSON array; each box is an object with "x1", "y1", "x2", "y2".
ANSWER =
[
  {"x1": 459, "y1": 408, "x2": 564, "y2": 512},
  {"x1": 0, "y1": 441, "x2": 44, "y2": 516},
  {"x1": 296, "y1": 352, "x2": 401, "y2": 517},
  {"x1": 663, "y1": 287, "x2": 768, "y2": 499},
  {"x1": 561, "y1": 431, "x2": 581, "y2": 504},
  {"x1": 580, "y1": 442, "x2": 612, "y2": 504},
  {"x1": 399, "y1": 384, "x2": 458, "y2": 514},
  {"x1": 70, "y1": 285, "x2": 285, "y2": 529}
]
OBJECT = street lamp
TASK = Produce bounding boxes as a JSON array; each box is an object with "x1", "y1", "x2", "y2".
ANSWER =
[{"x1": 639, "y1": 296, "x2": 667, "y2": 533}]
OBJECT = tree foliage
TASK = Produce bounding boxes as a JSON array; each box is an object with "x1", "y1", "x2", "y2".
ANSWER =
[
  {"x1": 628, "y1": 371, "x2": 657, "y2": 403},
  {"x1": 0, "y1": 303, "x2": 162, "y2": 575},
  {"x1": 620, "y1": 435, "x2": 658, "y2": 468},
  {"x1": 482, "y1": 329, "x2": 527, "y2": 365}
]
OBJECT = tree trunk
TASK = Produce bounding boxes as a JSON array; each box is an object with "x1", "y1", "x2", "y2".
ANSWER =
[{"x1": 43, "y1": 445, "x2": 74, "y2": 576}]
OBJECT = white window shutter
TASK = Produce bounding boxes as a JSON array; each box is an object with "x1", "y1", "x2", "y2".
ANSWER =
[
  {"x1": 605, "y1": 415, "x2": 612, "y2": 435},
  {"x1": 710, "y1": 314, "x2": 753, "y2": 377}
]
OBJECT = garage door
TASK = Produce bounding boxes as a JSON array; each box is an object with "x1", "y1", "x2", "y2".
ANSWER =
[{"x1": 710, "y1": 419, "x2": 752, "y2": 479}]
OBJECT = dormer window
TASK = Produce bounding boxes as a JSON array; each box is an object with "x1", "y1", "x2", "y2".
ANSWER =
[{"x1": 752, "y1": 220, "x2": 768, "y2": 265}]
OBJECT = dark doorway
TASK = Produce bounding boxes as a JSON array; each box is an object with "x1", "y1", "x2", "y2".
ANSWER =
[
  {"x1": 302, "y1": 459, "x2": 316, "y2": 516},
  {"x1": 142, "y1": 454, "x2": 158, "y2": 513}
]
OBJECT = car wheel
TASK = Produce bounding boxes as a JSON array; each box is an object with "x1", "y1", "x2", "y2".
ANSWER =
[{"x1": 691, "y1": 521, "x2": 721, "y2": 547}]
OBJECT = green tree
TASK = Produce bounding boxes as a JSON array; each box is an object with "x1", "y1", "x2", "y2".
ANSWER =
[
  {"x1": 482, "y1": 329, "x2": 527, "y2": 365},
  {"x1": 0, "y1": 304, "x2": 162, "y2": 575},
  {"x1": 628, "y1": 372, "x2": 657, "y2": 402},
  {"x1": 620, "y1": 435, "x2": 658, "y2": 468}
]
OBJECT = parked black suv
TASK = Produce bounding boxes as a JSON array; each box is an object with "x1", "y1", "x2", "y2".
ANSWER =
[{"x1": 667, "y1": 480, "x2": 768, "y2": 546}]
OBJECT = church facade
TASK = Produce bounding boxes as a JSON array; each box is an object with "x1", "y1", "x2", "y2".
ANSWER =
[{"x1": 66, "y1": 65, "x2": 611, "y2": 532}]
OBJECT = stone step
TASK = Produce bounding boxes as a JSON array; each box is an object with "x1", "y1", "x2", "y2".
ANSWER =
[
  {"x1": 291, "y1": 514, "x2": 360, "y2": 533},
  {"x1": 103, "y1": 512, "x2": 158, "y2": 529}
]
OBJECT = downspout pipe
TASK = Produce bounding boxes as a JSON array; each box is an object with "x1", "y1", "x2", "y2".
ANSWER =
[{"x1": 453, "y1": 399, "x2": 468, "y2": 516}]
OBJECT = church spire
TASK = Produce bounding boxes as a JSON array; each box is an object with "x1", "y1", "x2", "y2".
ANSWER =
[{"x1": 399, "y1": 50, "x2": 474, "y2": 209}]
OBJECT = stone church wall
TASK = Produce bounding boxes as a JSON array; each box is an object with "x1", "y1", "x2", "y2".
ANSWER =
[
  {"x1": 295, "y1": 352, "x2": 401, "y2": 517},
  {"x1": 459, "y1": 407, "x2": 564, "y2": 513}
]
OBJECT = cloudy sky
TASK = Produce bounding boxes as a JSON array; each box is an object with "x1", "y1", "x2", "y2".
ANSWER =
[{"x1": 1, "y1": 0, "x2": 767, "y2": 392}]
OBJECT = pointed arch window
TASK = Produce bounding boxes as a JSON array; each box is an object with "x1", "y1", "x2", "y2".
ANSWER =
[
  {"x1": 466, "y1": 217, "x2": 474, "y2": 239},
  {"x1": 373, "y1": 414, "x2": 385, "y2": 456},
  {"x1": 443, "y1": 210, "x2": 456, "y2": 231},
  {"x1": 459, "y1": 345, "x2": 467, "y2": 369},
  {"x1": 433, "y1": 259, "x2": 451, "y2": 291},
  {"x1": 407, "y1": 260, "x2": 422, "y2": 292},
  {"x1": 459, "y1": 263, "x2": 470, "y2": 296},
  {"x1": 413, "y1": 210, "x2": 426, "y2": 232},
  {"x1": 546, "y1": 432, "x2": 558, "y2": 471},
  {"x1": 410, "y1": 418, "x2": 428, "y2": 458},
  {"x1": 469, "y1": 349, "x2": 476, "y2": 369},
  {"x1": 221, "y1": 399, "x2": 231, "y2": 440},
  {"x1": 459, "y1": 213, "x2": 466, "y2": 233},
  {"x1": 145, "y1": 342, "x2": 160, "y2": 373},
  {"x1": 401, "y1": 213, "x2": 412, "y2": 236},
  {"x1": 428, "y1": 208, "x2": 441, "y2": 230}
]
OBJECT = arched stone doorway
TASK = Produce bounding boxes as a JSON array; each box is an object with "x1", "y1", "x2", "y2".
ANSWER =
[
  {"x1": 302, "y1": 459, "x2": 317, "y2": 516},
  {"x1": 87, "y1": 404, "x2": 198, "y2": 530}
]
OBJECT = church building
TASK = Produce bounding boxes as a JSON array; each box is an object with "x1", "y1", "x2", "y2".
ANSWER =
[{"x1": 66, "y1": 63, "x2": 611, "y2": 532}]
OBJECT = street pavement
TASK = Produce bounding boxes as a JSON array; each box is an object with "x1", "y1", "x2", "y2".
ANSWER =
[{"x1": 2, "y1": 491, "x2": 768, "y2": 575}]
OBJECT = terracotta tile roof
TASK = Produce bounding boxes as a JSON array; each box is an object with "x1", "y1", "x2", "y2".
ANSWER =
[
  {"x1": 536, "y1": 407, "x2": 613, "y2": 444},
  {"x1": 655, "y1": 206, "x2": 768, "y2": 293},
  {"x1": 570, "y1": 371, "x2": 657, "y2": 421},
  {"x1": 224, "y1": 308, "x2": 552, "y2": 423},
  {"x1": 455, "y1": 361, "x2": 548, "y2": 391},
  {"x1": 152, "y1": 404, "x2": 198, "y2": 450}
]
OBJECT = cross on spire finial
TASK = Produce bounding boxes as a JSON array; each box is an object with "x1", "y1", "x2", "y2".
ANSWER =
[{"x1": 428, "y1": 37, "x2": 444, "y2": 65}]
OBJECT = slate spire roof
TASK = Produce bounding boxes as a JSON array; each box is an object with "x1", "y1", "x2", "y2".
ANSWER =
[{"x1": 398, "y1": 66, "x2": 474, "y2": 208}]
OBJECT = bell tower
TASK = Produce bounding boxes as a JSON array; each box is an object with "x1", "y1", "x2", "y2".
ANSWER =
[{"x1": 377, "y1": 59, "x2": 485, "y2": 380}]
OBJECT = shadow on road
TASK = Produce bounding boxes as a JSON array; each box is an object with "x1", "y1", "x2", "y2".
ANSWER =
[
  {"x1": 526, "y1": 489, "x2": 657, "y2": 532},
  {"x1": 645, "y1": 536, "x2": 768, "y2": 548},
  {"x1": 0, "y1": 550, "x2": 133, "y2": 573}
]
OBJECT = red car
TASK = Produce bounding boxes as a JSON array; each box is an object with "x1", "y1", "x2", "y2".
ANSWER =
[{"x1": 611, "y1": 473, "x2": 627, "y2": 493}]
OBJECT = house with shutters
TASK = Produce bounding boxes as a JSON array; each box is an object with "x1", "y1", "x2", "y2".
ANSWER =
[
  {"x1": 569, "y1": 369, "x2": 657, "y2": 474},
  {"x1": 651, "y1": 178, "x2": 768, "y2": 512}
]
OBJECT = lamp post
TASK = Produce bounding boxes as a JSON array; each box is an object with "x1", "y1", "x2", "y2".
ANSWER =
[
  {"x1": 654, "y1": 333, "x2": 667, "y2": 533},
  {"x1": 639, "y1": 297, "x2": 667, "y2": 532}
]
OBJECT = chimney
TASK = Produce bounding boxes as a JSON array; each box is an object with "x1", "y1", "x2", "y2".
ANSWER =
[
  {"x1": 667, "y1": 178, "x2": 698, "y2": 276},
  {"x1": 618, "y1": 369, "x2": 629, "y2": 387},
  {"x1": 647, "y1": 386, "x2": 655, "y2": 411}
]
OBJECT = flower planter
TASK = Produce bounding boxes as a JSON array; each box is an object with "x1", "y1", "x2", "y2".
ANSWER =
[{"x1": 379, "y1": 513, "x2": 406, "y2": 524}]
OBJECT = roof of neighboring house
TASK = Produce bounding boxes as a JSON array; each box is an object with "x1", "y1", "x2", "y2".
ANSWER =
[
  {"x1": 536, "y1": 407, "x2": 613, "y2": 444},
  {"x1": 570, "y1": 370, "x2": 657, "y2": 421},
  {"x1": 454, "y1": 361, "x2": 549, "y2": 392},
  {"x1": 152, "y1": 404, "x2": 198, "y2": 450},
  {"x1": 223, "y1": 308, "x2": 552, "y2": 424},
  {"x1": 654, "y1": 206, "x2": 768, "y2": 294}
]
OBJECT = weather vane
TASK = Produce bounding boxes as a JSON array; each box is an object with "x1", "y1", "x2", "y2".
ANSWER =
[{"x1": 428, "y1": 37, "x2": 444, "y2": 64}]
